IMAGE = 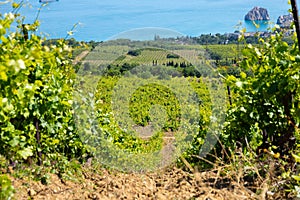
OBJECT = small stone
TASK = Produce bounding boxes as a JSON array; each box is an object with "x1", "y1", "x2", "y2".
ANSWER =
[{"x1": 28, "y1": 189, "x2": 37, "y2": 196}]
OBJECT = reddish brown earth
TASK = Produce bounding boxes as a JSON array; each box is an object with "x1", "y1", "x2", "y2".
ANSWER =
[{"x1": 10, "y1": 166, "x2": 264, "y2": 200}]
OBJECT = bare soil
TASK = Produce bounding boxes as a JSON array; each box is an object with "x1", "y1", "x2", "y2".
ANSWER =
[{"x1": 11, "y1": 166, "x2": 261, "y2": 200}]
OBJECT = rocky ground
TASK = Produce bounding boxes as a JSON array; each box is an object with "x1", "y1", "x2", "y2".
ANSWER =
[{"x1": 10, "y1": 166, "x2": 269, "y2": 200}]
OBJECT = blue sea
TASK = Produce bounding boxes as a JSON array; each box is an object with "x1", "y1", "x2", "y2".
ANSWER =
[{"x1": 0, "y1": 0, "x2": 298, "y2": 41}]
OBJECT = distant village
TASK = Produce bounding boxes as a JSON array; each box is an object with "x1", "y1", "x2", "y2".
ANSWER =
[{"x1": 155, "y1": 27, "x2": 294, "y2": 46}]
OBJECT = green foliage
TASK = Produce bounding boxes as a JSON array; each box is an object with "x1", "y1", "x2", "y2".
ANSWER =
[
  {"x1": 104, "y1": 63, "x2": 138, "y2": 76},
  {"x1": 205, "y1": 44, "x2": 241, "y2": 62},
  {"x1": 95, "y1": 76, "x2": 211, "y2": 133},
  {"x1": 206, "y1": 48, "x2": 222, "y2": 61},
  {"x1": 290, "y1": 143, "x2": 300, "y2": 197},
  {"x1": 224, "y1": 31, "x2": 300, "y2": 156},
  {"x1": 78, "y1": 40, "x2": 217, "y2": 170},
  {"x1": 129, "y1": 83, "x2": 181, "y2": 130},
  {"x1": 127, "y1": 49, "x2": 141, "y2": 56},
  {"x1": 84, "y1": 45, "x2": 129, "y2": 62},
  {"x1": 93, "y1": 75, "x2": 212, "y2": 169},
  {"x1": 123, "y1": 48, "x2": 186, "y2": 65},
  {"x1": 206, "y1": 44, "x2": 240, "y2": 59},
  {"x1": 0, "y1": 10, "x2": 87, "y2": 164},
  {"x1": 178, "y1": 77, "x2": 213, "y2": 166},
  {"x1": 166, "y1": 53, "x2": 180, "y2": 59},
  {"x1": 98, "y1": 47, "x2": 202, "y2": 78},
  {"x1": 92, "y1": 76, "x2": 164, "y2": 153},
  {"x1": 0, "y1": 174, "x2": 14, "y2": 200}
]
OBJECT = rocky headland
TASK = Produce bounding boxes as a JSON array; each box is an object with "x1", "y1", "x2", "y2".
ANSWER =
[
  {"x1": 277, "y1": 14, "x2": 293, "y2": 28},
  {"x1": 245, "y1": 6, "x2": 270, "y2": 21}
]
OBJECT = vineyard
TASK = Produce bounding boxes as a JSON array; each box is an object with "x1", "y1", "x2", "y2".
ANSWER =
[
  {"x1": 205, "y1": 44, "x2": 241, "y2": 60},
  {"x1": 0, "y1": 2, "x2": 300, "y2": 199},
  {"x1": 80, "y1": 41, "x2": 242, "y2": 78},
  {"x1": 82, "y1": 43, "x2": 204, "y2": 66},
  {"x1": 73, "y1": 42, "x2": 218, "y2": 171}
]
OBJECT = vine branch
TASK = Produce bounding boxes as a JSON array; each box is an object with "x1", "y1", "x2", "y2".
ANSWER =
[{"x1": 291, "y1": 0, "x2": 300, "y2": 50}]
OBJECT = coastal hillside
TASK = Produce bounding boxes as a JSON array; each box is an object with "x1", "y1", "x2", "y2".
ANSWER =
[{"x1": 0, "y1": 1, "x2": 299, "y2": 200}]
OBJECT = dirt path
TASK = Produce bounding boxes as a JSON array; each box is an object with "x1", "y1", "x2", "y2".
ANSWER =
[
  {"x1": 73, "y1": 50, "x2": 90, "y2": 65},
  {"x1": 12, "y1": 167, "x2": 259, "y2": 200}
]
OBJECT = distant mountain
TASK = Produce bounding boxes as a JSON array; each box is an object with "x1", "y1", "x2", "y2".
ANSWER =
[{"x1": 245, "y1": 7, "x2": 270, "y2": 21}]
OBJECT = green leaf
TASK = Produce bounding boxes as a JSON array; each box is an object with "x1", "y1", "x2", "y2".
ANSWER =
[
  {"x1": 0, "y1": 71, "x2": 7, "y2": 81},
  {"x1": 17, "y1": 147, "x2": 33, "y2": 159},
  {"x1": 293, "y1": 154, "x2": 300, "y2": 163},
  {"x1": 292, "y1": 175, "x2": 300, "y2": 182}
]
